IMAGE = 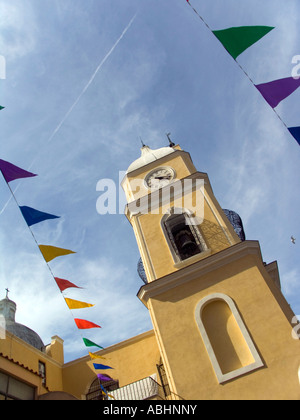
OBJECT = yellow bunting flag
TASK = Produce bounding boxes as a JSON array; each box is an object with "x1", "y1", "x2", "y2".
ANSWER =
[
  {"x1": 65, "y1": 298, "x2": 94, "y2": 310},
  {"x1": 89, "y1": 351, "x2": 107, "y2": 360},
  {"x1": 39, "y1": 245, "x2": 76, "y2": 262}
]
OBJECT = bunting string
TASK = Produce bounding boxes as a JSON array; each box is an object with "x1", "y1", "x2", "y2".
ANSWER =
[
  {"x1": 186, "y1": 0, "x2": 300, "y2": 146},
  {"x1": 0, "y1": 160, "x2": 114, "y2": 380},
  {"x1": 3, "y1": 2, "x2": 298, "y2": 396}
]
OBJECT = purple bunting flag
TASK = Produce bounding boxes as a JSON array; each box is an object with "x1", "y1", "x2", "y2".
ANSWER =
[
  {"x1": 255, "y1": 77, "x2": 300, "y2": 108},
  {"x1": 97, "y1": 374, "x2": 112, "y2": 382},
  {"x1": 0, "y1": 159, "x2": 37, "y2": 183}
]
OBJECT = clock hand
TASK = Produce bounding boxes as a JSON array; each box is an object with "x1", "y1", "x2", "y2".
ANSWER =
[{"x1": 155, "y1": 176, "x2": 171, "y2": 180}]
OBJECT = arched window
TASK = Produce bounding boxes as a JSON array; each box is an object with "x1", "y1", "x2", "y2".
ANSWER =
[
  {"x1": 195, "y1": 293, "x2": 263, "y2": 383},
  {"x1": 86, "y1": 376, "x2": 119, "y2": 400},
  {"x1": 162, "y1": 209, "x2": 208, "y2": 262}
]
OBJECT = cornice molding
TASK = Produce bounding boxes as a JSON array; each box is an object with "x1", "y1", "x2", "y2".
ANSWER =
[
  {"x1": 137, "y1": 240, "x2": 263, "y2": 305},
  {"x1": 123, "y1": 149, "x2": 196, "y2": 179},
  {"x1": 2, "y1": 330, "x2": 63, "y2": 368},
  {"x1": 124, "y1": 172, "x2": 209, "y2": 220},
  {"x1": 63, "y1": 329, "x2": 155, "y2": 367}
]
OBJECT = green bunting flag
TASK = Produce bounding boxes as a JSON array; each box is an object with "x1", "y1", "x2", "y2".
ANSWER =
[
  {"x1": 212, "y1": 26, "x2": 274, "y2": 59},
  {"x1": 83, "y1": 337, "x2": 104, "y2": 349},
  {"x1": 0, "y1": 106, "x2": 4, "y2": 110}
]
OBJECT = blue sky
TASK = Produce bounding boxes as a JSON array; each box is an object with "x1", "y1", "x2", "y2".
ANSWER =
[{"x1": 0, "y1": 0, "x2": 299, "y2": 362}]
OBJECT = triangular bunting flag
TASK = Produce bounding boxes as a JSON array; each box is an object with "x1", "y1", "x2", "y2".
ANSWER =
[
  {"x1": 65, "y1": 298, "x2": 94, "y2": 310},
  {"x1": 93, "y1": 363, "x2": 113, "y2": 370},
  {"x1": 0, "y1": 159, "x2": 37, "y2": 183},
  {"x1": 0, "y1": 106, "x2": 4, "y2": 110},
  {"x1": 89, "y1": 352, "x2": 107, "y2": 360},
  {"x1": 83, "y1": 338, "x2": 104, "y2": 349},
  {"x1": 54, "y1": 277, "x2": 82, "y2": 292},
  {"x1": 100, "y1": 384, "x2": 108, "y2": 395},
  {"x1": 287, "y1": 127, "x2": 300, "y2": 146},
  {"x1": 20, "y1": 206, "x2": 60, "y2": 227},
  {"x1": 212, "y1": 26, "x2": 274, "y2": 59},
  {"x1": 39, "y1": 245, "x2": 76, "y2": 262},
  {"x1": 255, "y1": 76, "x2": 300, "y2": 108},
  {"x1": 97, "y1": 374, "x2": 112, "y2": 382},
  {"x1": 99, "y1": 384, "x2": 115, "y2": 399},
  {"x1": 74, "y1": 318, "x2": 101, "y2": 329}
]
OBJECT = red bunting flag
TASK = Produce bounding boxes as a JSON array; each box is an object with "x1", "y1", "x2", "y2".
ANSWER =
[
  {"x1": 74, "y1": 318, "x2": 101, "y2": 329},
  {"x1": 54, "y1": 277, "x2": 82, "y2": 292}
]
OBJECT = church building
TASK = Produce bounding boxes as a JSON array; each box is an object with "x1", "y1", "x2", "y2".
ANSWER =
[{"x1": 1, "y1": 142, "x2": 299, "y2": 400}]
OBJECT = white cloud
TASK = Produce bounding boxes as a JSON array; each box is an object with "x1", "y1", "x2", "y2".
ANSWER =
[
  {"x1": 1, "y1": 0, "x2": 300, "y2": 364},
  {"x1": 0, "y1": 1, "x2": 37, "y2": 60}
]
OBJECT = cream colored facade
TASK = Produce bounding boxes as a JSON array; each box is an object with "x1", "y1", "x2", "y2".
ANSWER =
[{"x1": 1, "y1": 143, "x2": 299, "y2": 400}]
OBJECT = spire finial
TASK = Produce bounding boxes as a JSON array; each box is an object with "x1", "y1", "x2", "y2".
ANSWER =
[
  {"x1": 166, "y1": 132, "x2": 175, "y2": 147},
  {"x1": 139, "y1": 137, "x2": 146, "y2": 148},
  {"x1": 5, "y1": 288, "x2": 10, "y2": 299}
]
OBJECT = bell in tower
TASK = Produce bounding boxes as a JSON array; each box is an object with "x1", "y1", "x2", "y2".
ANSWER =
[
  {"x1": 175, "y1": 228, "x2": 199, "y2": 259},
  {"x1": 123, "y1": 140, "x2": 300, "y2": 400}
]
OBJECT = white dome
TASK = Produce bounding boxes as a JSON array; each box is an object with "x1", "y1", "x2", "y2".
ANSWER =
[
  {"x1": 127, "y1": 146, "x2": 176, "y2": 173},
  {"x1": 0, "y1": 297, "x2": 44, "y2": 350}
]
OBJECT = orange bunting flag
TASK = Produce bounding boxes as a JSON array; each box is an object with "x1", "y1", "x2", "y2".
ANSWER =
[
  {"x1": 65, "y1": 298, "x2": 94, "y2": 310},
  {"x1": 39, "y1": 245, "x2": 76, "y2": 262},
  {"x1": 74, "y1": 318, "x2": 101, "y2": 329}
]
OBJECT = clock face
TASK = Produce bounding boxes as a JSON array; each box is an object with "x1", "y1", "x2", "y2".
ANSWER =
[{"x1": 145, "y1": 167, "x2": 175, "y2": 190}]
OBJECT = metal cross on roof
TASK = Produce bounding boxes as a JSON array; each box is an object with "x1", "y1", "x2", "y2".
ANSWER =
[{"x1": 166, "y1": 132, "x2": 175, "y2": 147}]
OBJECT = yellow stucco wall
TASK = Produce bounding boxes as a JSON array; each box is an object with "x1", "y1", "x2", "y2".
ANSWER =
[
  {"x1": 1, "y1": 332, "x2": 63, "y2": 396},
  {"x1": 132, "y1": 179, "x2": 239, "y2": 281},
  {"x1": 123, "y1": 150, "x2": 197, "y2": 203},
  {"x1": 145, "y1": 249, "x2": 300, "y2": 400},
  {"x1": 1, "y1": 329, "x2": 162, "y2": 400},
  {"x1": 3, "y1": 144, "x2": 299, "y2": 401},
  {"x1": 62, "y1": 330, "x2": 160, "y2": 399}
]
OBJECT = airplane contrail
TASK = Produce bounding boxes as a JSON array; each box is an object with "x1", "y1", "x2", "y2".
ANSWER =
[
  {"x1": 0, "y1": 13, "x2": 137, "y2": 215},
  {"x1": 44, "y1": 13, "x2": 137, "y2": 147}
]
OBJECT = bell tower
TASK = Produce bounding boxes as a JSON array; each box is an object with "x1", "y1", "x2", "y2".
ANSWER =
[{"x1": 121, "y1": 141, "x2": 300, "y2": 400}]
